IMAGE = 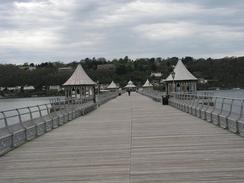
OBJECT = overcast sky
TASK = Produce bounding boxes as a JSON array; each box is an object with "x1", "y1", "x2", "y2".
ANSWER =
[{"x1": 0, "y1": 0, "x2": 244, "y2": 64}]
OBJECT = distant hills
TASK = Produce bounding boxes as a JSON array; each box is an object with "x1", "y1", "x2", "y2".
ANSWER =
[{"x1": 0, "y1": 56, "x2": 244, "y2": 90}]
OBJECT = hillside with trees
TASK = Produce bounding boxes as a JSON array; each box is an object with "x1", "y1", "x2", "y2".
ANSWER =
[{"x1": 0, "y1": 56, "x2": 244, "y2": 95}]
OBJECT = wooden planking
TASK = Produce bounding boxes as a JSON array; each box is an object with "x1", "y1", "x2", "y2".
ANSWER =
[
  {"x1": 1, "y1": 93, "x2": 244, "y2": 182},
  {"x1": 130, "y1": 93, "x2": 244, "y2": 183},
  {"x1": 0, "y1": 95, "x2": 132, "y2": 183}
]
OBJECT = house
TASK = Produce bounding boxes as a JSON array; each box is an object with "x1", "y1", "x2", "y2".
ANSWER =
[
  {"x1": 58, "y1": 66, "x2": 73, "y2": 72},
  {"x1": 150, "y1": 72, "x2": 162, "y2": 78},
  {"x1": 97, "y1": 64, "x2": 115, "y2": 71},
  {"x1": 23, "y1": 86, "x2": 35, "y2": 91},
  {"x1": 19, "y1": 66, "x2": 36, "y2": 71},
  {"x1": 49, "y1": 85, "x2": 62, "y2": 91},
  {"x1": 198, "y1": 78, "x2": 208, "y2": 84}
]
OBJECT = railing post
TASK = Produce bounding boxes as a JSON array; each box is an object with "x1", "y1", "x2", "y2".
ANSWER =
[
  {"x1": 211, "y1": 97, "x2": 218, "y2": 113},
  {"x1": 206, "y1": 96, "x2": 212, "y2": 111},
  {"x1": 238, "y1": 99, "x2": 244, "y2": 121},
  {"x1": 199, "y1": 94, "x2": 204, "y2": 111},
  {"x1": 37, "y1": 105, "x2": 43, "y2": 117},
  {"x1": 1, "y1": 111, "x2": 11, "y2": 133},
  {"x1": 27, "y1": 107, "x2": 33, "y2": 121},
  {"x1": 191, "y1": 94, "x2": 196, "y2": 109},
  {"x1": 16, "y1": 109, "x2": 25, "y2": 128},
  {"x1": 45, "y1": 104, "x2": 50, "y2": 115},
  {"x1": 220, "y1": 98, "x2": 225, "y2": 114},
  {"x1": 227, "y1": 99, "x2": 234, "y2": 118},
  {"x1": 194, "y1": 95, "x2": 200, "y2": 115}
]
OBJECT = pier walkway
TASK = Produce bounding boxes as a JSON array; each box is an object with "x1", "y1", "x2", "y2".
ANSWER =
[{"x1": 1, "y1": 93, "x2": 244, "y2": 182}]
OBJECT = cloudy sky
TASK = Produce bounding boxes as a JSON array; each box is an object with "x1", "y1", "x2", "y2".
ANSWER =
[{"x1": 0, "y1": 0, "x2": 244, "y2": 64}]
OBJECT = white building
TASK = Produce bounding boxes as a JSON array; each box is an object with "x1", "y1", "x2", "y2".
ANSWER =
[
  {"x1": 164, "y1": 60, "x2": 197, "y2": 94},
  {"x1": 107, "y1": 81, "x2": 118, "y2": 91},
  {"x1": 150, "y1": 72, "x2": 162, "y2": 78},
  {"x1": 49, "y1": 85, "x2": 62, "y2": 91},
  {"x1": 142, "y1": 79, "x2": 153, "y2": 88},
  {"x1": 23, "y1": 86, "x2": 35, "y2": 91},
  {"x1": 125, "y1": 80, "x2": 136, "y2": 91},
  {"x1": 63, "y1": 64, "x2": 96, "y2": 99}
]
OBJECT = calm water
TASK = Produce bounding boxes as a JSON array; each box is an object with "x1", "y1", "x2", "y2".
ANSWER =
[
  {"x1": 0, "y1": 97, "x2": 62, "y2": 111},
  {"x1": 199, "y1": 89, "x2": 244, "y2": 115},
  {"x1": 213, "y1": 89, "x2": 244, "y2": 98}
]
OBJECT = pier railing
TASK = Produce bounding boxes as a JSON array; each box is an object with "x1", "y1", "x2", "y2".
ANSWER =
[
  {"x1": 96, "y1": 90, "x2": 121, "y2": 106},
  {"x1": 169, "y1": 92, "x2": 244, "y2": 136},
  {"x1": 137, "y1": 88, "x2": 165, "y2": 102},
  {"x1": 0, "y1": 91, "x2": 120, "y2": 156}
]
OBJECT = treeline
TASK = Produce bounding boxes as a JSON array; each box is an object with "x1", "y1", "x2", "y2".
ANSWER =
[{"x1": 0, "y1": 56, "x2": 244, "y2": 90}]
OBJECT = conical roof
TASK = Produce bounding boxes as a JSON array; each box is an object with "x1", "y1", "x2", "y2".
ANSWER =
[
  {"x1": 107, "y1": 81, "x2": 118, "y2": 89},
  {"x1": 63, "y1": 64, "x2": 96, "y2": 86},
  {"x1": 128, "y1": 80, "x2": 133, "y2": 85},
  {"x1": 143, "y1": 79, "x2": 153, "y2": 87},
  {"x1": 165, "y1": 60, "x2": 197, "y2": 81},
  {"x1": 125, "y1": 80, "x2": 136, "y2": 88}
]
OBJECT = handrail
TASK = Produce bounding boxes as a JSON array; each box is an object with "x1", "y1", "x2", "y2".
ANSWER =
[
  {"x1": 137, "y1": 88, "x2": 165, "y2": 102},
  {"x1": 0, "y1": 91, "x2": 120, "y2": 156},
  {"x1": 138, "y1": 89, "x2": 244, "y2": 136},
  {"x1": 0, "y1": 98, "x2": 84, "y2": 129},
  {"x1": 0, "y1": 92, "x2": 120, "y2": 131},
  {"x1": 169, "y1": 92, "x2": 244, "y2": 122},
  {"x1": 171, "y1": 92, "x2": 244, "y2": 101}
]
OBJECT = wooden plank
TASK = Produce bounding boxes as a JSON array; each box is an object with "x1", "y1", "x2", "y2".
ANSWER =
[{"x1": 1, "y1": 93, "x2": 244, "y2": 182}]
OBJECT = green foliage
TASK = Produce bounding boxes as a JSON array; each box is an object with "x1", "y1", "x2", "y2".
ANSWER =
[{"x1": 0, "y1": 56, "x2": 244, "y2": 90}]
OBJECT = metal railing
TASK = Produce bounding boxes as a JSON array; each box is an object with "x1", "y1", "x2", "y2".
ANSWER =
[
  {"x1": 96, "y1": 90, "x2": 121, "y2": 106},
  {"x1": 137, "y1": 88, "x2": 165, "y2": 102},
  {"x1": 169, "y1": 92, "x2": 244, "y2": 136},
  {"x1": 0, "y1": 103, "x2": 51, "y2": 130},
  {"x1": 0, "y1": 91, "x2": 120, "y2": 156}
]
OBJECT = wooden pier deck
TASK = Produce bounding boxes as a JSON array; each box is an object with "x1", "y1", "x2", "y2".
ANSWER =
[{"x1": 1, "y1": 93, "x2": 244, "y2": 182}]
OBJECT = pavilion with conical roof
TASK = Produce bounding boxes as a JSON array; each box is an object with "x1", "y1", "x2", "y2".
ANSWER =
[
  {"x1": 143, "y1": 79, "x2": 153, "y2": 88},
  {"x1": 63, "y1": 64, "x2": 96, "y2": 99},
  {"x1": 107, "y1": 81, "x2": 118, "y2": 91},
  {"x1": 164, "y1": 60, "x2": 197, "y2": 94},
  {"x1": 125, "y1": 80, "x2": 136, "y2": 91}
]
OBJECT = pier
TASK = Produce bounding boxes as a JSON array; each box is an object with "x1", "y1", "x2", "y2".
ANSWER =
[{"x1": 1, "y1": 93, "x2": 244, "y2": 182}]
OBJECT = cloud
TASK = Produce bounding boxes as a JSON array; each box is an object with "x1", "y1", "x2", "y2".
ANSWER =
[
  {"x1": 0, "y1": 0, "x2": 244, "y2": 63},
  {"x1": 89, "y1": 0, "x2": 202, "y2": 27},
  {"x1": 134, "y1": 22, "x2": 244, "y2": 41},
  {"x1": 134, "y1": 22, "x2": 194, "y2": 40}
]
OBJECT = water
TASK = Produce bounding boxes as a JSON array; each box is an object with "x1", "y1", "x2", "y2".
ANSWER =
[
  {"x1": 0, "y1": 96, "x2": 65, "y2": 128},
  {"x1": 197, "y1": 89, "x2": 244, "y2": 117},
  {"x1": 213, "y1": 89, "x2": 244, "y2": 99},
  {"x1": 0, "y1": 97, "x2": 61, "y2": 111},
  {"x1": 198, "y1": 89, "x2": 244, "y2": 98}
]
